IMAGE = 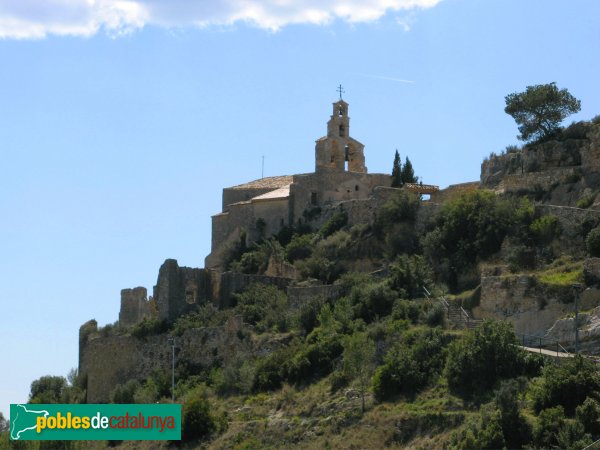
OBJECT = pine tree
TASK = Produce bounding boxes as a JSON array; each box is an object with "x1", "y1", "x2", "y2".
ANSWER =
[
  {"x1": 391, "y1": 150, "x2": 402, "y2": 187},
  {"x1": 400, "y1": 156, "x2": 417, "y2": 184}
]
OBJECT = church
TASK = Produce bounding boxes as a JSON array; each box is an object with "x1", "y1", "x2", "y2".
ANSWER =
[{"x1": 205, "y1": 97, "x2": 437, "y2": 269}]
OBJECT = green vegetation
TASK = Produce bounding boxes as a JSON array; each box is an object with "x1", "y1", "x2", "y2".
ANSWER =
[{"x1": 505, "y1": 82, "x2": 582, "y2": 142}]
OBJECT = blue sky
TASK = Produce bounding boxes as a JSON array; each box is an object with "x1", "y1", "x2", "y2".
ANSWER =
[{"x1": 1, "y1": 0, "x2": 599, "y2": 416}]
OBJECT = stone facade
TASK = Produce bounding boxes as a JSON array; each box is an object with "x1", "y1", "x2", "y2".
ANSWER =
[
  {"x1": 119, "y1": 287, "x2": 152, "y2": 328},
  {"x1": 205, "y1": 99, "x2": 437, "y2": 270}
]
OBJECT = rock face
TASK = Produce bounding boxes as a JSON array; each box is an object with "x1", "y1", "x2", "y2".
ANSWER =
[
  {"x1": 480, "y1": 120, "x2": 600, "y2": 208},
  {"x1": 475, "y1": 275, "x2": 575, "y2": 336},
  {"x1": 544, "y1": 291, "x2": 600, "y2": 354},
  {"x1": 584, "y1": 258, "x2": 600, "y2": 287}
]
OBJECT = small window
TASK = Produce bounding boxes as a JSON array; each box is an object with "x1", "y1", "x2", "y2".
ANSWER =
[
  {"x1": 355, "y1": 185, "x2": 359, "y2": 191},
  {"x1": 338, "y1": 106, "x2": 344, "y2": 117},
  {"x1": 330, "y1": 155, "x2": 334, "y2": 163},
  {"x1": 311, "y1": 192, "x2": 318, "y2": 205},
  {"x1": 339, "y1": 125, "x2": 345, "y2": 137},
  {"x1": 344, "y1": 145, "x2": 349, "y2": 161}
]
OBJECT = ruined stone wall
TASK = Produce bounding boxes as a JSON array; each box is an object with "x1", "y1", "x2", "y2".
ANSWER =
[
  {"x1": 80, "y1": 316, "x2": 252, "y2": 403},
  {"x1": 154, "y1": 259, "x2": 213, "y2": 323},
  {"x1": 119, "y1": 287, "x2": 152, "y2": 328},
  {"x1": 286, "y1": 284, "x2": 341, "y2": 309},
  {"x1": 429, "y1": 182, "x2": 480, "y2": 203},
  {"x1": 480, "y1": 121, "x2": 600, "y2": 199}
]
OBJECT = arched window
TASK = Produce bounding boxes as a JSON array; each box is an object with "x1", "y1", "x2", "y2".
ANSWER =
[{"x1": 339, "y1": 125, "x2": 345, "y2": 137}]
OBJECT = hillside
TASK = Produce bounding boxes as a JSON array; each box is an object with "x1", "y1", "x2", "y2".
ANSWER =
[{"x1": 5, "y1": 115, "x2": 600, "y2": 449}]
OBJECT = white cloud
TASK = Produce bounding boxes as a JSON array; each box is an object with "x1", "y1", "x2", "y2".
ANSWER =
[{"x1": 0, "y1": 0, "x2": 442, "y2": 39}]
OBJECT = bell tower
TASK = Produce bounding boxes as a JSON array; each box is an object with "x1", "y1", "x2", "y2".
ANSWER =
[{"x1": 315, "y1": 94, "x2": 366, "y2": 173}]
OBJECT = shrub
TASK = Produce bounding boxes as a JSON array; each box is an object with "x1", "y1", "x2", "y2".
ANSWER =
[
  {"x1": 320, "y1": 209, "x2": 348, "y2": 237},
  {"x1": 373, "y1": 329, "x2": 447, "y2": 401},
  {"x1": 576, "y1": 397, "x2": 600, "y2": 435},
  {"x1": 530, "y1": 215, "x2": 560, "y2": 245},
  {"x1": 235, "y1": 283, "x2": 289, "y2": 333},
  {"x1": 181, "y1": 387, "x2": 227, "y2": 442},
  {"x1": 111, "y1": 379, "x2": 141, "y2": 404},
  {"x1": 587, "y1": 226, "x2": 600, "y2": 257},
  {"x1": 297, "y1": 295, "x2": 327, "y2": 334},
  {"x1": 532, "y1": 406, "x2": 566, "y2": 449},
  {"x1": 577, "y1": 193, "x2": 596, "y2": 209},
  {"x1": 388, "y1": 254, "x2": 432, "y2": 299},
  {"x1": 531, "y1": 355, "x2": 600, "y2": 414},
  {"x1": 285, "y1": 233, "x2": 314, "y2": 262},
  {"x1": 131, "y1": 317, "x2": 168, "y2": 338},
  {"x1": 445, "y1": 320, "x2": 525, "y2": 398},
  {"x1": 349, "y1": 281, "x2": 397, "y2": 323}
]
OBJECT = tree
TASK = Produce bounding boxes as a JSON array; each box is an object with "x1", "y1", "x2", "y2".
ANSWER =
[
  {"x1": 29, "y1": 375, "x2": 67, "y2": 404},
  {"x1": 505, "y1": 82, "x2": 581, "y2": 142},
  {"x1": 400, "y1": 156, "x2": 418, "y2": 184},
  {"x1": 0, "y1": 412, "x2": 8, "y2": 433},
  {"x1": 445, "y1": 320, "x2": 525, "y2": 398},
  {"x1": 391, "y1": 150, "x2": 402, "y2": 187},
  {"x1": 342, "y1": 332, "x2": 375, "y2": 412}
]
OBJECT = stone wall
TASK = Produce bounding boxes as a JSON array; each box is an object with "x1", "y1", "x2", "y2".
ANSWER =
[
  {"x1": 475, "y1": 275, "x2": 575, "y2": 336},
  {"x1": 286, "y1": 284, "x2": 341, "y2": 309},
  {"x1": 153, "y1": 259, "x2": 213, "y2": 323},
  {"x1": 119, "y1": 287, "x2": 152, "y2": 327},
  {"x1": 429, "y1": 182, "x2": 480, "y2": 203},
  {"x1": 80, "y1": 316, "x2": 251, "y2": 403}
]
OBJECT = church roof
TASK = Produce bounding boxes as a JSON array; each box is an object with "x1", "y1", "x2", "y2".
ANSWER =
[
  {"x1": 251, "y1": 184, "x2": 291, "y2": 201},
  {"x1": 228, "y1": 175, "x2": 293, "y2": 190}
]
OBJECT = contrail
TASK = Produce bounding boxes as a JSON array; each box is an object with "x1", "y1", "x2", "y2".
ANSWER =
[{"x1": 356, "y1": 73, "x2": 415, "y2": 83}]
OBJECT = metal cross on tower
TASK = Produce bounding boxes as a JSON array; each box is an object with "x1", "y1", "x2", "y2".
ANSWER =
[{"x1": 337, "y1": 84, "x2": 345, "y2": 100}]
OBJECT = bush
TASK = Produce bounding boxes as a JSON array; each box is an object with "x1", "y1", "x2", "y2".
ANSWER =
[
  {"x1": 531, "y1": 355, "x2": 600, "y2": 414},
  {"x1": 587, "y1": 226, "x2": 600, "y2": 257},
  {"x1": 576, "y1": 397, "x2": 600, "y2": 435},
  {"x1": 349, "y1": 281, "x2": 397, "y2": 323},
  {"x1": 577, "y1": 193, "x2": 596, "y2": 209},
  {"x1": 320, "y1": 209, "x2": 348, "y2": 237},
  {"x1": 181, "y1": 387, "x2": 227, "y2": 442},
  {"x1": 131, "y1": 317, "x2": 168, "y2": 338},
  {"x1": 285, "y1": 233, "x2": 314, "y2": 262},
  {"x1": 373, "y1": 329, "x2": 447, "y2": 401},
  {"x1": 445, "y1": 320, "x2": 525, "y2": 398},
  {"x1": 111, "y1": 379, "x2": 141, "y2": 403},
  {"x1": 532, "y1": 406, "x2": 567, "y2": 449},
  {"x1": 530, "y1": 215, "x2": 560, "y2": 245},
  {"x1": 235, "y1": 283, "x2": 289, "y2": 332},
  {"x1": 388, "y1": 254, "x2": 432, "y2": 299}
]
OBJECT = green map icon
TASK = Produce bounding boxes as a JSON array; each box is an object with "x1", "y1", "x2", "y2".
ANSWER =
[{"x1": 10, "y1": 404, "x2": 49, "y2": 440}]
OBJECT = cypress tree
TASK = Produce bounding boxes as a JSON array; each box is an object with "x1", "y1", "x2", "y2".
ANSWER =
[
  {"x1": 391, "y1": 150, "x2": 402, "y2": 187},
  {"x1": 400, "y1": 156, "x2": 417, "y2": 184}
]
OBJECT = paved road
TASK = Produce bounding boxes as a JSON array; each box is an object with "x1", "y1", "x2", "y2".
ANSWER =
[{"x1": 521, "y1": 345, "x2": 574, "y2": 358}]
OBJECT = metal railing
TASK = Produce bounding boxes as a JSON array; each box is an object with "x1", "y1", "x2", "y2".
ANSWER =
[{"x1": 517, "y1": 333, "x2": 571, "y2": 356}]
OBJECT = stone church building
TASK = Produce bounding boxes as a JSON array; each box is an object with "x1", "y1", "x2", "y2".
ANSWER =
[{"x1": 205, "y1": 99, "x2": 396, "y2": 269}]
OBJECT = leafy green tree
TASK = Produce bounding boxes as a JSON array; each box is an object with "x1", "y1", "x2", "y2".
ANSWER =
[
  {"x1": 400, "y1": 156, "x2": 418, "y2": 184},
  {"x1": 342, "y1": 332, "x2": 376, "y2": 412},
  {"x1": 235, "y1": 283, "x2": 288, "y2": 332},
  {"x1": 29, "y1": 375, "x2": 67, "y2": 404},
  {"x1": 445, "y1": 320, "x2": 525, "y2": 398},
  {"x1": 111, "y1": 379, "x2": 141, "y2": 404},
  {"x1": 531, "y1": 355, "x2": 600, "y2": 414},
  {"x1": 0, "y1": 412, "x2": 7, "y2": 433},
  {"x1": 423, "y1": 190, "x2": 515, "y2": 291},
  {"x1": 391, "y1": 150, "x2": 402, "y2": 187},
  {"x1": 505, "y1": 82, "x2": 581, "y2": 142}
]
